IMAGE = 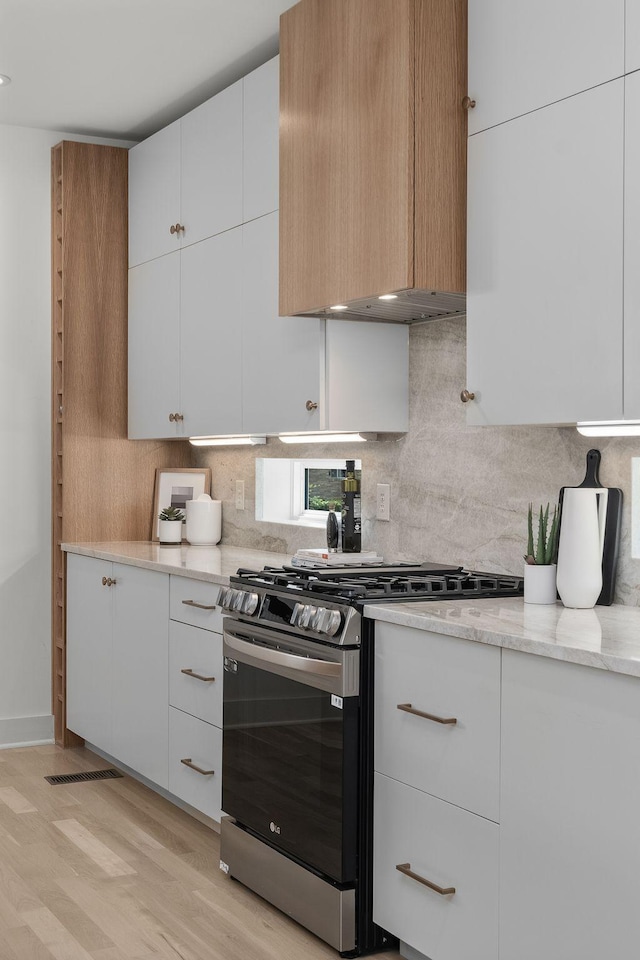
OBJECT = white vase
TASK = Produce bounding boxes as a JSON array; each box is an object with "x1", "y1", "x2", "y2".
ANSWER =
[
  {"x1": 158, "y1": 519, "x2": 183, "y2": 544},
  {"x1": 524, "y1": 562, "x2": 557, "y2": 604},
  {"x1": 556, "y1": 487, "x2": 608, "y2": 609},
  {"x1": 186, "y1": 494, "x2": 222, "y2": 545}
]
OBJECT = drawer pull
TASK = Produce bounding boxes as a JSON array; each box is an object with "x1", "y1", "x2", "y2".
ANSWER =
[
  {"x1": 182, "y1": 599, "x2": 217, "y2": 611},
  {"x1": 180, "y1": 758, "x2": 215, "y2": 776},
  {"x1": 181, "y1": 668, "x2": 216, "y2": 683},
  {"x1": 397, "y1": 703, "x2": 457, "y2": 725},
  {"x1": 396, "y1": 862, "x2": 456, "y2": 896}
]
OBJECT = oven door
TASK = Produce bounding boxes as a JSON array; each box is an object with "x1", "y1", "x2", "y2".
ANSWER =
[{"x1": 222, "y1": 618, "x2": 359, "y2": 884}]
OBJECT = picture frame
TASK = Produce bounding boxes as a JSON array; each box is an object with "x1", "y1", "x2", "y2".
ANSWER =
[{"x1": 151, "y1": 467, "x2": 212, "y2": 542}]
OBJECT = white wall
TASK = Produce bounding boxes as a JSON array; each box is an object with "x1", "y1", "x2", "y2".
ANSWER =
[{"x1": 0, "y1": 124, "x2": 132, "y2": 747}]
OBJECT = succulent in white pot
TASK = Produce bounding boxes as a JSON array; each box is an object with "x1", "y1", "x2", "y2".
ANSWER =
[
  {"x1": 523, "y1": 502, "x2": 559, "y2": 604},
  {"x1": 158, "y1": 506, "x2": 185, "y2": 544}
]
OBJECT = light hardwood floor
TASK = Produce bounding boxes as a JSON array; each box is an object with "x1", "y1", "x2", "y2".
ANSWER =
[{"x1": 0, "y1": 745, "x2": 400, "y2": 960}]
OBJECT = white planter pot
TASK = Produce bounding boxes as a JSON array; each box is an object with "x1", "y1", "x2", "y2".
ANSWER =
[
  {"x1": 524, "y1": 562, "x2": 557, "y2": 604},
  {"x1": 158, "y1": 520, "x2": 183, "y2": 544}
]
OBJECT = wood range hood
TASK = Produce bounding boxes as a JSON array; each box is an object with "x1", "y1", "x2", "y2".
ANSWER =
[{"x1": 279, "y1": 0, "x2": 467, "y2": 324}]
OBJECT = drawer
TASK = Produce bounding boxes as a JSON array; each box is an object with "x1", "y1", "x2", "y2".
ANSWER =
[
  {"x1": 169, "y1": 575, "x2": 223, "y2": 632},
  {"x1": 374, "y1": 622, "x2": 500, "y2": 821},
  {"x1": 168, "y1": 707, "x2": 222, "y2": 821},
  {"x1": 169, "y1": 621, "x2": 223, "y2": 726},
  {"x1": 373, "y1": 773, "x2": 499, "y2": 960}
]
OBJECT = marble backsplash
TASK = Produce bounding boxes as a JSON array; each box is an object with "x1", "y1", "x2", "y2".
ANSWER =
[{"x1": 193, "y1": 317, "x2": 640, "y2": 606}]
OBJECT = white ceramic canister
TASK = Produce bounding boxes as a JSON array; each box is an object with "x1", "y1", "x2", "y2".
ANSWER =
[
  {"x1": 185, "y1": 494, "x2": 222, "y2": 545},
  {"x1": 556, "y1": 487, "x2": 608, "y2": 609}
]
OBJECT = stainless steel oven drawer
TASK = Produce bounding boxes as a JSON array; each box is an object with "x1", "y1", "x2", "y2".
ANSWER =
[{"x1": 220, "y1": 817, "x2": 355, "y2": 953}]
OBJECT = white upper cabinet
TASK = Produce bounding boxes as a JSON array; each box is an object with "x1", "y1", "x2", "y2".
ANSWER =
[
  {"x1": 467, "y1": 0, "x2": 624, "y2": 135},
  {"x1": 128, "y1": 81, "x2": 243, "y2": 268},
  {"x1": 242, "y1": 212, "x2": 322, "y2": 435},
  {"x1": 624, "y1": 72, "x2": 640, "y2": 418},
  {"x1": 628, "y1": 0, "x2": 640, "y2": 73},
  {"x1": 128, "y1": 252, "x2": 182, "y2": 439},
  {"x1": 129, "y1": 120, "x2": 181, "y2": 267},
  {"x1": 466, "y1": 80, "x2": 624, "y2": 425},
  {"x1": 181, "y1": 80, "x2": 243, "y2": 247},
  {"x1": 243, "y1": 56, "x2": 279, "y2": 222},
  {"x1": 180, "y1": 228, "x2": 243, "y2": 437}
]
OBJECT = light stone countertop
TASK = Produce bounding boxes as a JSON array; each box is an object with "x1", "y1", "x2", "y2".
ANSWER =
[
  {"x1": 365, "y1": 597, "x2": 640, "y2": 678},
  {"x1": 61, "y1": 541, "x2": 293, "y2": 585}
]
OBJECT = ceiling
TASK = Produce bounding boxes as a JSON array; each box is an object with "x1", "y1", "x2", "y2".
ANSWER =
[{"x1": 0, "y1": 0, "x2": 293, "y2": 142}]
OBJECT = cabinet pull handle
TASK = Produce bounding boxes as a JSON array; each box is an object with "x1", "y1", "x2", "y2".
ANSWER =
[
  {"x1": 462, "y1": 96, "x2": 476, "y2": 110},
  {"x1": 181, "y1": 599, "x2": 217, "y2": 610},
  {"x1": 181, "y1": 668, "x2": 216, "y2": 683},
  {"x1": 169, "y1": 412, "x2": 184, "y2": 422},
  {"x1": 397, "y1": 703, "x2": 457, "y2": 725},
  {"x1": 101, "y1": 577, "x2": 116, "y2": 587},
  {"x1": 460, "y1": 389, "x2": 475, "y2": 403},
  {"x1": 170, "y1": 222, "x2": 185, "y2": 235},
  {"x1": 396, "y1": 862, "x2": 455, "y2": 896},
  {"x1": 180, "y1": 758, "x2": 214, "y2": 776},
  {"x1": 305, "y1": 400, "x2": 318, "y2": 411}
]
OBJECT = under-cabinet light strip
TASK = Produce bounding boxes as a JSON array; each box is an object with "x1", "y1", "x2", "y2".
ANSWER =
[
  {"x1": 577, "y1": 421, "x2": 640, "y2": 437},
  {"x1": 189, "y1": 436, "x2": 266, "y2": 446}
]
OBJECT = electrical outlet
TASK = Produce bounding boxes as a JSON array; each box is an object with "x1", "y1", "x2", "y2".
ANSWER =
[
  {"x1": 376, "y1": 483, "x2": 390, "y2": 521},
  {"x1": 235, "y1": 480, "x2": 245, "y2": 511}
]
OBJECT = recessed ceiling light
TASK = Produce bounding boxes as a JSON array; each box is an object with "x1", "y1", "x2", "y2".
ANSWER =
[
  {"x1": 0, "y1": 75, "x2": 12, "y2": 86},
  {"x1": 378, "y1": 294, "x2": 398, "y2": 300}
]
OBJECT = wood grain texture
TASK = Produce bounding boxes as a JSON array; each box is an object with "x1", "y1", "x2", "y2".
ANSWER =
[
  {"x1": 279, "y1": 0, "x2": 466, "y2": 317},
  {"x1": 0, "y1": 745, "x2": 401, "y2": 960},
  {"x1": 279, "y1": 0, "x2": 415, "y2": 316},
  {"x1": 51, "y1": 141, "x2": 193, "y2": 747},
  {"x1": 413, "y1": 0, "x2": 467, "y2": 293}
]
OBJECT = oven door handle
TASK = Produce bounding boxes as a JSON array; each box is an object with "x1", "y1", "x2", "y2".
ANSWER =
[{"x1": 224, "y1": 632, "x2": 342, "y2": 679}]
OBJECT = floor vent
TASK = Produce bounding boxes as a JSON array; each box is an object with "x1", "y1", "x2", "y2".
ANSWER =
[{"x1": 44, "y1": 768, "x2": 124, "y2": 786}]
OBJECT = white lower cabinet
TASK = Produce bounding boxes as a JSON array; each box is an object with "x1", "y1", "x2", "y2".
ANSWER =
[
  {"x1": 66, "y1": 555, "x2": 223, "y2": 824},
  {"x1": 67, "y1": 555, "x2": 169, "y2": 788},
  {"x1": 374, "y1": 773, "x2": 499, "y2": 960},
  {"x1": 500, "y1": 649, "x2": 640, "y2": 960},
  {"x1": 168, "y1": 707, "x2": 222, "y2": 821},
  {"x1": 66, "y1": 554, "x2": 113, "y2": 753}
]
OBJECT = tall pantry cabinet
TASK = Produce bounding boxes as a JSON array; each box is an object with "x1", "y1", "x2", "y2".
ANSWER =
[{"x1": 51, "y1": 141, "x2": 191, "y2": 747}]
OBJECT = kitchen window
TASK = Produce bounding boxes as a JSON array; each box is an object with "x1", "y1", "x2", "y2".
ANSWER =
[{"x1": 256, "y1": 458, "x2": 361, "y2": 527}]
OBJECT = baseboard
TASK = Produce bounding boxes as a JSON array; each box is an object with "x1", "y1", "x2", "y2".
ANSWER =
[{"x1": 0, "y1": 715, "x2": 54, "y2": 749}]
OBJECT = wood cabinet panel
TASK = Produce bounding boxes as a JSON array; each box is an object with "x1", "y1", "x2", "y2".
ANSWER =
[{"x1": 279, "y1": 0, "x2": 415, "y2": 315}]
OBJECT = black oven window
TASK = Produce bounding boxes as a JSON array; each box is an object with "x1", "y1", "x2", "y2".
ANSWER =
[{"x1": 223, "y1": 662, "x2": 357, "y2": 883}]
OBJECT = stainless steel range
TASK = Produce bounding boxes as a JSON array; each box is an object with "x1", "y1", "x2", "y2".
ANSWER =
[{"x1": 217, "y1": 563, "x2": 524, "y2": 957}]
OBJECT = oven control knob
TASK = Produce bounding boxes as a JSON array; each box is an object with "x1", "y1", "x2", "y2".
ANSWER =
[
  {"x1": 232, "y1": 590, "x2": 245, "y2": 611},
  {"x1": 291, "y1": 602, "x2": 305, "y2": 627},
  {"x1": 217, "y1": 587, "x2": 229, "y2": 608},
  {"x1": 240, "y1": 591, "x2": 259, "y2": 615},
  {"x1": 313, "y1": 607, "x2": 341, "y2": 636}
]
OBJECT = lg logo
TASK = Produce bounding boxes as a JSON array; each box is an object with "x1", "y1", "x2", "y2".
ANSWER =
[{"x1": 269, "y1": 821, "x2": 281, "y2": 835}]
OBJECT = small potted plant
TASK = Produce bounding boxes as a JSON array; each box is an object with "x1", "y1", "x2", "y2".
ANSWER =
[
  {"x1": 158, "y1": 506, "x2": 185, "y2": 544},
  {"x1": 524, "y1": 502, "x2": 560, "y2": 604}
]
